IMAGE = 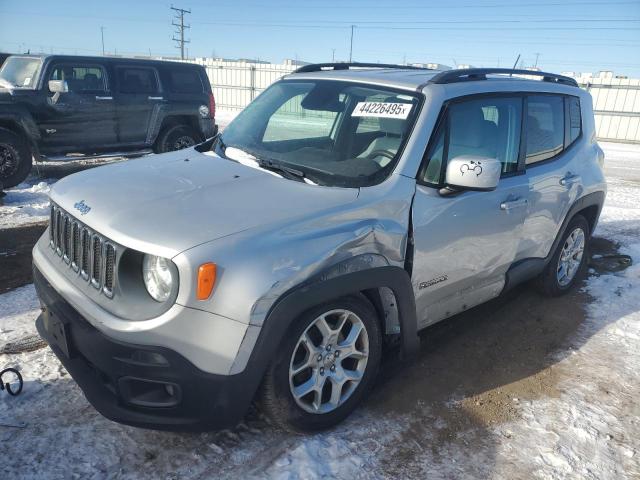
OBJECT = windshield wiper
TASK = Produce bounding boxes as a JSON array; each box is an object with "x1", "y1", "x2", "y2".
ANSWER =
[{"x1": 255, "y1": 158, "x2": 309, "y2": 183}]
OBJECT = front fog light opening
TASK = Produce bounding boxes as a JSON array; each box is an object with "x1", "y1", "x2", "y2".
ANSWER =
[{"x1": 142, "y1": 254, "x2": 173, "y2": 302}]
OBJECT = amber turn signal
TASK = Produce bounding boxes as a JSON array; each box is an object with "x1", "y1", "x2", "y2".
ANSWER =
[{"x1": 197, "y1": 263, "x2": 216, "y2": 300}]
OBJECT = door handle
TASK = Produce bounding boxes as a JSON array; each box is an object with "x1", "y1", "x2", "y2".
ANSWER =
[
  {"x1": 95, "y1": 96, "x2": 113, "y2": 100},
  {"x1": 148, "y1": 96, "x2": 164, "y2": 100},
  {"x1": 500, "y1": 197, "x2": 528, "y2": 211},
  {"x1": 560, "y1": 173, "x2": 580, "y2": 186}
]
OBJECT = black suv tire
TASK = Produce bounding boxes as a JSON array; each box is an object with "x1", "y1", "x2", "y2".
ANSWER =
[
  {"x1": 0, "y1": 128, "x2": 32, "y2": 188},
  {"x1": 535, "y1": 214, "x2": 591, "y2": 297},
  {"x1": 154, "y1": 124, "x2": 200, "y2": 153},
  {"x1": 260, "y1": 294, "x2": 382, "y2": 433}
]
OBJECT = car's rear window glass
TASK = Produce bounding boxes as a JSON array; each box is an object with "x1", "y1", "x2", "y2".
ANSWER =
[
  {"x1": 568, "y1": 96, "x2": 582, "y2": 144},
  {"x1": 168, "y1": 69, "x2": 203, "y2": 93},
  {"x1": 117, "y1": 67, "x2": 159, "y2": 94},
  {"x1": 525, "y1": 95, "x2": 565, "y2": 164},
  {"x1": 49, "y1": 65, "x2": 106, "y2": 93}
]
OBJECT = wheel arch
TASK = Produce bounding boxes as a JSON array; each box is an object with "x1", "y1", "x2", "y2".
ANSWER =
[{"x1": 232, "y1": 265, "x2": 420, "y2": 405}]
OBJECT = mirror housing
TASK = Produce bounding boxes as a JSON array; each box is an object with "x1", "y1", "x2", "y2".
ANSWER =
[
  {"x1": 48, "y1": 80, "x2": 68, "y2": 93},
  {"x1": 445, "y1": 155, "x2": 501, "y2": 192}
]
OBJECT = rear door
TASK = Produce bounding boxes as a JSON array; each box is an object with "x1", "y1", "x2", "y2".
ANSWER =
[
  {"x1": 411, "y1": 94, "x2": 529, "y2": 328},
  {"x1": 114, "y1": 64, "x2": 162, "y2": 145},
  {"x1": 38, "y1": 62, "x2": 117, "y2": 152},
  {"x1": 519, "y1": 94, "x2": 583, "y2": 259}
]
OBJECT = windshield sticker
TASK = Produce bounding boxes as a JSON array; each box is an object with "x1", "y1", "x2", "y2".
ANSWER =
[
  {"x1": 352, "y1": 102, "x2": 413, "y2": 119},
  {"x1": 23, "y1": 77, "x2": 31, "y2": 86}
]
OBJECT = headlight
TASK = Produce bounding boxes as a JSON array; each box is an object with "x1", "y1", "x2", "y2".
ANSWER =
[{"x1": 142, "y1": 254, "x2": 173, "y2": 302}]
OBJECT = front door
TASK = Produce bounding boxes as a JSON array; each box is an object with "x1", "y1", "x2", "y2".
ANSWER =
[
  {"x1": 38, "y1": 63, "x2": 117, "y2": 154},
  {"x1": 114, "y1": 65, "x2": 162, "y2": 146},
  {"x1": 412, "y1": 95, "x2": 528, "y2": 328}
]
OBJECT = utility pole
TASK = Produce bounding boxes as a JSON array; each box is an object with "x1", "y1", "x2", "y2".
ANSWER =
[
  {"x1": 349, "y1": 25, "x2": 355, "y2": 62},
  {"x1": 100, "y1": 26, "x2": 105, "y2": 55},
  {"x1": 171, "y1": 5, "x2": 191, "y2": 60},
  {"x1": 332, "y1": 48, "x2": 336, "y2": 62}
]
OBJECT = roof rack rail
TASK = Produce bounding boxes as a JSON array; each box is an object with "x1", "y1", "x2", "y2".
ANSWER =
[
  {"x1": 293, "y1": 62, "x2": 434, "y2": 74},
  {"x1": 429, "y1": 68, "x2": 578, "y2": 87}
]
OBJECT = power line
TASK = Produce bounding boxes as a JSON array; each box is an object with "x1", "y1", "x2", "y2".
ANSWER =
[{"x1": 171, "y1": 5, "x2": 191, "y2": 60}]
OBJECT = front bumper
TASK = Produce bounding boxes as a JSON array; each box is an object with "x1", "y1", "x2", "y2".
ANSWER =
[{"x1": 34, "y1": 266, "x2": 256, "y2": 431}]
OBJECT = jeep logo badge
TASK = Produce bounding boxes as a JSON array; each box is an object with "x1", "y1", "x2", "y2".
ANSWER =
[{"x1": 73, "y1": 200, "x2": 91, "y2": 215}]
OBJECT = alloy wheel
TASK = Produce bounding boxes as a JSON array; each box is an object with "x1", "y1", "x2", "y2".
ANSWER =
[
  {"x1": 289, "y1": 309, "x2": 369, "y2": 414},
  {"x1": 557, "y1": 227, "x2": 586, "y2": 286}
]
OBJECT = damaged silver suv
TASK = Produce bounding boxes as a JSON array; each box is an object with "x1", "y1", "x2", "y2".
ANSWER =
[{"x1": 34, "y1": 64, "x2": 606, "y2": 432}]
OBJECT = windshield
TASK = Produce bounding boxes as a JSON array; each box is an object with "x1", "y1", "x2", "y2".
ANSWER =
[
  {"x1": 0, "y1": 57, "x2": 42, "y2": 89},
  {"x1": 218, "y1": 80, "x2": 422, "y2": 187}
]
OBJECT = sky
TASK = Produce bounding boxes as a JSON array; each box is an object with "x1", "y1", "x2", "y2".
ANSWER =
[{"x1": 1, "y1": 0, "x2": 639, "y2": 76}]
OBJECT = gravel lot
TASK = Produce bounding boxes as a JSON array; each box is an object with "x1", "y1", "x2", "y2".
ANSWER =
[{"x1": 0, "y1": 133, "x2": 638, "y2": 479}]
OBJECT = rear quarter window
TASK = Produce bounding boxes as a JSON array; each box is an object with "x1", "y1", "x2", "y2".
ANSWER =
[{"x1": 167, "y1": 68, "x2": 204, "y2": 93}]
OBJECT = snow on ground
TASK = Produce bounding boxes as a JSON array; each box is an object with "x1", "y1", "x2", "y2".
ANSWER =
[
  {"x1": 0, "y1": 142, "x2": 639, "y2": 479},
  {"x1": 0, "y1": 179, "x2": 52, "y2": 228}
]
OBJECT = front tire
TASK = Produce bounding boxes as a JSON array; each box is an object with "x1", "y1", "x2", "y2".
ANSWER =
[
  {"x1": 261, "y1": 295, "x2": 382, "y2": 433},
  {"x1": 535, "y1": 214, "x2": 590, "y2": 296},
  {"x1": 154, "y1": 124, "x2": 200, "y2": 153},
  {"x1": 0, "y1": 128, "x2": 32, "y2": 188}
]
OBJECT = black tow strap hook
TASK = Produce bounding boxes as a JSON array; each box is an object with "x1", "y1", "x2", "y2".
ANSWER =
[{"x1": 0, "y1": 368, "x2": 23, "y2": 396}]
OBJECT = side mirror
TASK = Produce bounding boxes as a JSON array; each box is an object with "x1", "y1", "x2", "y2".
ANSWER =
[
  {"x1": 445, "y1": 155, "x2": 501, "y2": 192},
  {"x1": 48, "y1": 80, "x2": 68, "y2": 93}
]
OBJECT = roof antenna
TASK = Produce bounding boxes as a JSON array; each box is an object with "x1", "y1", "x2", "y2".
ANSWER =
[{"x1": 510, "y1": 54, "x2": 521, "y2": 76}]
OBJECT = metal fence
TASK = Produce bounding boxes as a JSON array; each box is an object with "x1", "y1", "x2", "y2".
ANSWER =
[
  {"x1": 581, "y1": 82, "x2": 640, "y2": 144},
  {"x1": 191, "y1": 60, "x2": 640, "y2": 144}
]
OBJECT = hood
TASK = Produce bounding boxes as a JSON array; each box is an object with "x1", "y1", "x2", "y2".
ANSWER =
[{"x1": 49, "y1": 148, "x2": 359, "y2": 257}]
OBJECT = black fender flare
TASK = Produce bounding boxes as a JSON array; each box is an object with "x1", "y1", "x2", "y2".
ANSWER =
[
  {"x1": 504, "y1": 190, "x2": 605, "y2": 291},
  {"x1": 238, "y1": 266, "x2": 420, "y2": 400},
  {"x1": 0, "y1": 111, "x2": 41, "y2": 156}
]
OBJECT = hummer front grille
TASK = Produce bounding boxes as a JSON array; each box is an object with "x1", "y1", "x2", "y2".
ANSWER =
[{"x1": 49, "y1": 203, "x2": 117, "y2": 298}]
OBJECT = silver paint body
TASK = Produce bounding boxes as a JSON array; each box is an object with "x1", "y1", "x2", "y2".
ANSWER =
[{"x1": 33, "y1": 70, "x2": 606, "y2": 375}]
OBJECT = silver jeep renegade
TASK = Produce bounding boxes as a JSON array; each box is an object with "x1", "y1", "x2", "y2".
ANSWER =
[{"x1": 34, "y1": 64, "x2": 606, "y2": 432}]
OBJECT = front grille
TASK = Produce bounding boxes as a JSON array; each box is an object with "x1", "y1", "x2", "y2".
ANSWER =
[{"x1": 49, "y1": 203, "x2": 117, "y2": 298}]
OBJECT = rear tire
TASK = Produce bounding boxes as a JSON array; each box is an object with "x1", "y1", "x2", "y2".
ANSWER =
[
  {"x1": 535, "y1": 214, "x2": 590, "y2": 297},
  {"x1": 0, "y1": 128, "x2": 32, "y2": 188},
  {"x1": 260, "y1": 295, "x2": 382, "y2": 433},
  {"x1": 154, "y1": 124, "x2": 200, "y2": 153}
]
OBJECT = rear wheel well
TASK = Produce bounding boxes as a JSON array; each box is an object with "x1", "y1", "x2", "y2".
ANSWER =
[
  {"x1": 157, "y1": 115, "x2": 201, "y2": 139},
  {"x1": 575, "y1": 204, "x2": 600, "y2": 236}
]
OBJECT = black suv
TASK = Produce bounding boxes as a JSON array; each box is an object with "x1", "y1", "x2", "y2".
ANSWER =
[{"x1": 0, "y1": 55, "x2": 216, "y2": 188}]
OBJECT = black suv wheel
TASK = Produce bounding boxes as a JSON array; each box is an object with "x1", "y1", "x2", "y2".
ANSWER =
[
  {"x1": 260, "y1": 295, "x2": 382, "y2": 433},
  {"x1": 0, "y1": 128, "x2": 32, "y2": 188},
  {"x1": 154, "y1": 125, "x2": 200, "y2": 153}
]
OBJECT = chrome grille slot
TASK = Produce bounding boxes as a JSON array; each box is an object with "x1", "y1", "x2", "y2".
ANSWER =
[
  {"x1": 81, "y1": 228, "x2": 91, "y2": 279},
  {"x1": 91, "y1": 235, "x2": 102, "y2": 288},
  {"x1": 49, "y1": 205, "x2": 55, "y2": 245},
  {"x1": 71, "y1": 222, "x2": 81, "y2": 271},
  {"x1": 55, "y1": 210, "x2": 63, "y2": 255},
  {"x1": 104, "y1": 244, "x2": 116, "y2": 297},
  {"x1": 63, "y1": 215, "x2": 71, "y2": 263},
  {"x1": 48, "y1": 203, "x2": 117, "y2": 300}
]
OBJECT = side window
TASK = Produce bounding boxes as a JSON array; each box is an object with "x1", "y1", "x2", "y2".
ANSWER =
[
  {"x1": 525, "y1": 95, "x2": 564, "y2": 164},
  {"x1": 49, "y1": 65, "x2": 106, "y2": 93},
  {"x1": 420, "y1": 96, "x2": 523, "y2": 184},
  {"x1": 168, "y1": 69, "x2": 203, "y2": 93},
  {"x1": 117, "y1": 67, "x2": 158, "y2": 94},
  {"x1": 567, "y1": 96, "x2": 582, "y2": 144},
  {"x1": 263, "y1": 92, "x2": 339, "y2": 142}
]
